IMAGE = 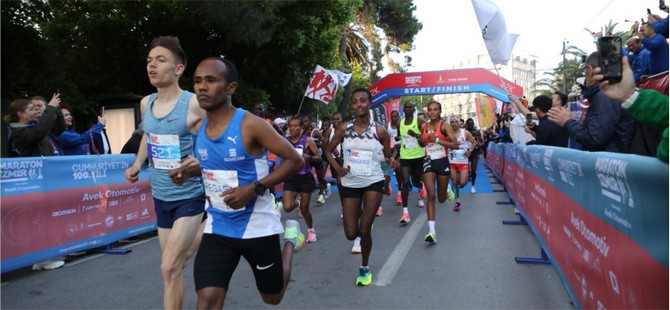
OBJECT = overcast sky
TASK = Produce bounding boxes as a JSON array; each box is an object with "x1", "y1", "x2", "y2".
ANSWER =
[{"x1": 402, "y1": 0, "x2": 659, "y2": 73}]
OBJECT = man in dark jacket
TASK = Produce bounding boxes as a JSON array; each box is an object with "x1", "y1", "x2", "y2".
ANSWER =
[
  {"x1": 548, "y1": 52, "x2": 635, "y2": 153},
  {"x1": 527, "y1": 95, "x2": 569, "y2": 147}
]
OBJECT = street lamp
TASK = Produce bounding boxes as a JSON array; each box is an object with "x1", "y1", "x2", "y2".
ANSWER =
[{"x1": 562, "y1": 40, "x2": 569, "y2": 94}]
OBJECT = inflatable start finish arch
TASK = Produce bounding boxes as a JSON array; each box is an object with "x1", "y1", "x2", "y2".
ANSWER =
[{"x1": 368, "y1": 68, "x2": 524, "y2": 126}]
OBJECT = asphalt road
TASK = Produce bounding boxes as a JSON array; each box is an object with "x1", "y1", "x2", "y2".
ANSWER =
[{"x1": 1, "y1": 168, "x2": 575, "y2": 309}]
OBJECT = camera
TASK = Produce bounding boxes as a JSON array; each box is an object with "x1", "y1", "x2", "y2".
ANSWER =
[{"x1": 597, "y1": 36, "x2": 623, "y2": 83}]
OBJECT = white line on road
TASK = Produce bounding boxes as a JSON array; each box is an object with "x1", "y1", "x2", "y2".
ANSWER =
[{"x1": 374, "y1": 211, "x2": 426, "y2": 286}]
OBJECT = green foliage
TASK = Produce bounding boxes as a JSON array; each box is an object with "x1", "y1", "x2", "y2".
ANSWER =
[
  {"x1": 345, "y1": 0, "x2": 421, "y2": 82},
  {"x1": 1, "y1": 0, "x2": 425, "y2": 128},
  {"x1": 1, "y1": 0, "x2": 359, "y2": 126}
]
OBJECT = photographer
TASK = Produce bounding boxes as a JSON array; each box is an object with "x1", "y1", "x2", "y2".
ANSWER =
[{"x1": 547, "y1": 51, "x2": 635, "y2": 153}]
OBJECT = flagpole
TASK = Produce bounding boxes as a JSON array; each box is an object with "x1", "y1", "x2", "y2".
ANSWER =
[
  {"x1": 296, "y1": 96, "x2": 306, "y2": 116},
  {"x1": 493, "y1": 65, "x2": 505, "y2": 91}
]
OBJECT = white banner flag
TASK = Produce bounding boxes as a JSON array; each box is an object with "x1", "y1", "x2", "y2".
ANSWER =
[
  {"x1": 471, "y1": 0, "x2": 519, "y2": 65},
  {"x1": 304, "y1": 65, "x2": 352, "y2": 104}
]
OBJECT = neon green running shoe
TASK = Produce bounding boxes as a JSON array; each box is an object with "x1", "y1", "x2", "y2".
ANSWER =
[
  {"x1": 424, "y1": 232, "x2": 436, "y2": 244},
  {"x1": 284, "y1": 220, "x2": 305, "y2": 252},
  {"x1": 355, "y1": 267, "x2": 372, "y2": 286}
]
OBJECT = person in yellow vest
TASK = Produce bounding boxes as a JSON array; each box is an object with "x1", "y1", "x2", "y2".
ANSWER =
[{"x1": 397, "y1": 102, "x2": 427, "y2": 225}]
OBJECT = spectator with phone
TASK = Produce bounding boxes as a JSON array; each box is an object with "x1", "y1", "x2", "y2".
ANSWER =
[
  {"x1": 90, "y1": 107, "x2": 112, "y2": 155},
  {"x1": 638, "y1": 22, "x2": 669, "y2": 75},
  {"x1": 547, "y1": 52, "x2": 635, "y2": 153},
  {"x1": 29, "y1": 95, "x2": 66, "y2": 155},
  {"x1": 648, "y1": 3, "x2": 669, "y2": 38},
  {"x1": 526, "y1": 95, "x2": 569, "y2": 147},
  {"x1": 6, "y1": 93, "x2": 64, "y2": 157},
  {"x1": 594, "y1": 56, "x2": 668, "y2": 162},
  {"x1": 58, "y1": 105, "x2": 107, "y2": 155},
  {"x1": 4, "y1": 94, "x2": 67, "y2": 270},
  {"x1": 625, "y1": 36, "x2": 651, "y2": 82}
]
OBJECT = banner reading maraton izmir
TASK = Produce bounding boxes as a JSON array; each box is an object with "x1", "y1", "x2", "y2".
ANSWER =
[{"x1": 1, "y1": 155, "x2": 156, "y2": 273}]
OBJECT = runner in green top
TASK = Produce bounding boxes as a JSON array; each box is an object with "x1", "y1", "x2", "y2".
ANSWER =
[{"x1": 397, "y1": 102, "x2": 427, "y2": 224}]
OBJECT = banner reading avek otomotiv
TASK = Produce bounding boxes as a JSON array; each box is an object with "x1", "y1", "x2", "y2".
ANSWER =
[
  {"x1": 486, "y1": 143, "x2": 668, "y2": 309},
  {"x1": 368, "y1": 68, "x2": 523, "y2": 108},
  {"x1": 1, "y1": 155, "x2": 155, "y2": 273}
]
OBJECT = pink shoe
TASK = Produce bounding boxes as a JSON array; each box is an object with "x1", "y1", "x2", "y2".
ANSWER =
[
  {"x1": 306, "y1": 230, "x2": 317, "y2": 243},
  {"x1": 419, "y1": 186, "x2": 427, "y2": 200},
  {"x1": 396, "y1": 192, "x2": 402, "y2": 205},
  {"x1": 399, "y1": 212, "x2": 410, "y2": 224}
]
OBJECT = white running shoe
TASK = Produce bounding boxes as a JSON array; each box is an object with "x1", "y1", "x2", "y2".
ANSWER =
[
  {"x1": 471, "y1": 186, "x2": 476, "y2": 194},
  {"x1": 316, "y1": 193, "x2": 325, "y2": 204},
  {"x1": 351, "y1": 237, "x2": 361, "y2": 254}
]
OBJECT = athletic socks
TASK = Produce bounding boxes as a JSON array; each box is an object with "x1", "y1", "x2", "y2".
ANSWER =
[{"x1": 428, "y1": 221, "x2": 435, "y2": 234}]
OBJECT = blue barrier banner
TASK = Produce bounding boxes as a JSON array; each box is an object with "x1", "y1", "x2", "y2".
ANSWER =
[
  {"x1": 1, "y1": 155, "x2": 155, "y2": 273},
  {"x1": 486, "y1": 143, "x2": 669, "y2": 309}
]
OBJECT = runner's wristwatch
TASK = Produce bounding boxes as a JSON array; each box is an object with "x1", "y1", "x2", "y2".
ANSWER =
[{"x1": 254, "y1": 180, "x2": 268, "y2": 195}]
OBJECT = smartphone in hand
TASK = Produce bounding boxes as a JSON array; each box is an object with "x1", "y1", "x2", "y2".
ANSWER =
[
  {"x1": 526, "y1": 113, "x2": 533, "y2": 126},
  {"x1": 597, "y1": 36, "x2": 623, "y2": 83}
]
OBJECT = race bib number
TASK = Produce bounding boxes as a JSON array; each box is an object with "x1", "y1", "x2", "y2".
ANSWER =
[
  {"x1": 403, "y1": 135, "x2": 419, "y2": 149},
  {"x1": 147, "y1": 133, "x2": 182, "y2": 170},
  {"x1": 426, "y1": 143, "x2": 447, "y2": 160},
  {"x1": 450, "y1": 149, "x2": 467, "y2": 162},
  {"x1": 202, "y1": 169, "x2": 244, "y2": 212},
  {"x1": 346, "y1": 149, "x2": 373, "y2": 176},
  {"x1": 295, "y1": 146, "x2": 304, "y2": 156}
]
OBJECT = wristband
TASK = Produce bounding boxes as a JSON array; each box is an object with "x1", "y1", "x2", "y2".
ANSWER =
[{"x1": 622, "y1": 88, "x2": 639, "y2": 109}]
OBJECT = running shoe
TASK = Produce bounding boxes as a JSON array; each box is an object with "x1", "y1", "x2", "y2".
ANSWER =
[
  {"x1": 284, "y1": 220, "x2": 305, "y2": 252},
  {"x1": 419, "y1": 185, "x2": 427, "y2": 200},
  {"x1": 355, "y1": 267, "x2": 372, "y2": 286},
  {"x1": 396, "y1": 192, "x2": 402, "y2": 205},
  {"x1": 417, "y1": 198, "x2": 425, "y2": 208},
  {"x1": 325, "y1": 184, "x2": 332, "y2": 199},
  {"x1": 471, "y1": 186, "x2": 476, "y2": 194},
  {"x1": 514, "y1": 207, "x2": 520, "y2": 214},
  {"x1": 399, "y1": 212, "x2": 410, "y2": 224},
  {"x1": 453, "y1": 202, "x2": 461, "y2": 212},
  {"x1": 307, "y1": 229, "x2": 317, "y2": 243},
  {"x1": 385, "y1": 185, "x2": 392, "y2": 196},
  {"x1": 376, "y1": 206, "x2": 383, "y2": 217},
  {"x1": 424, "y1": 232, "x2": 436, "y2": 244},
  {"x1": 351, "y1": 237, "x2": 361, "y2": 254},
  {"x1": 316, "y1": 193, "x2": 325, "y2": 204}
]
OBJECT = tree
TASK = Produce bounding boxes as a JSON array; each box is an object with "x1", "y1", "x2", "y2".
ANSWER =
[
  {"x1": 337, "y1": 0, "x2": 421, "y2": 116},
  {"x1": 1, "y1": 0, "x2": 359, "y2": 125}
]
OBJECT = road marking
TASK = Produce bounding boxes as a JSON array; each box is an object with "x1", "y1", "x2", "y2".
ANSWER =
[{"x1": 374, "y1": 211, "x2": 426, "y2": 286}]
